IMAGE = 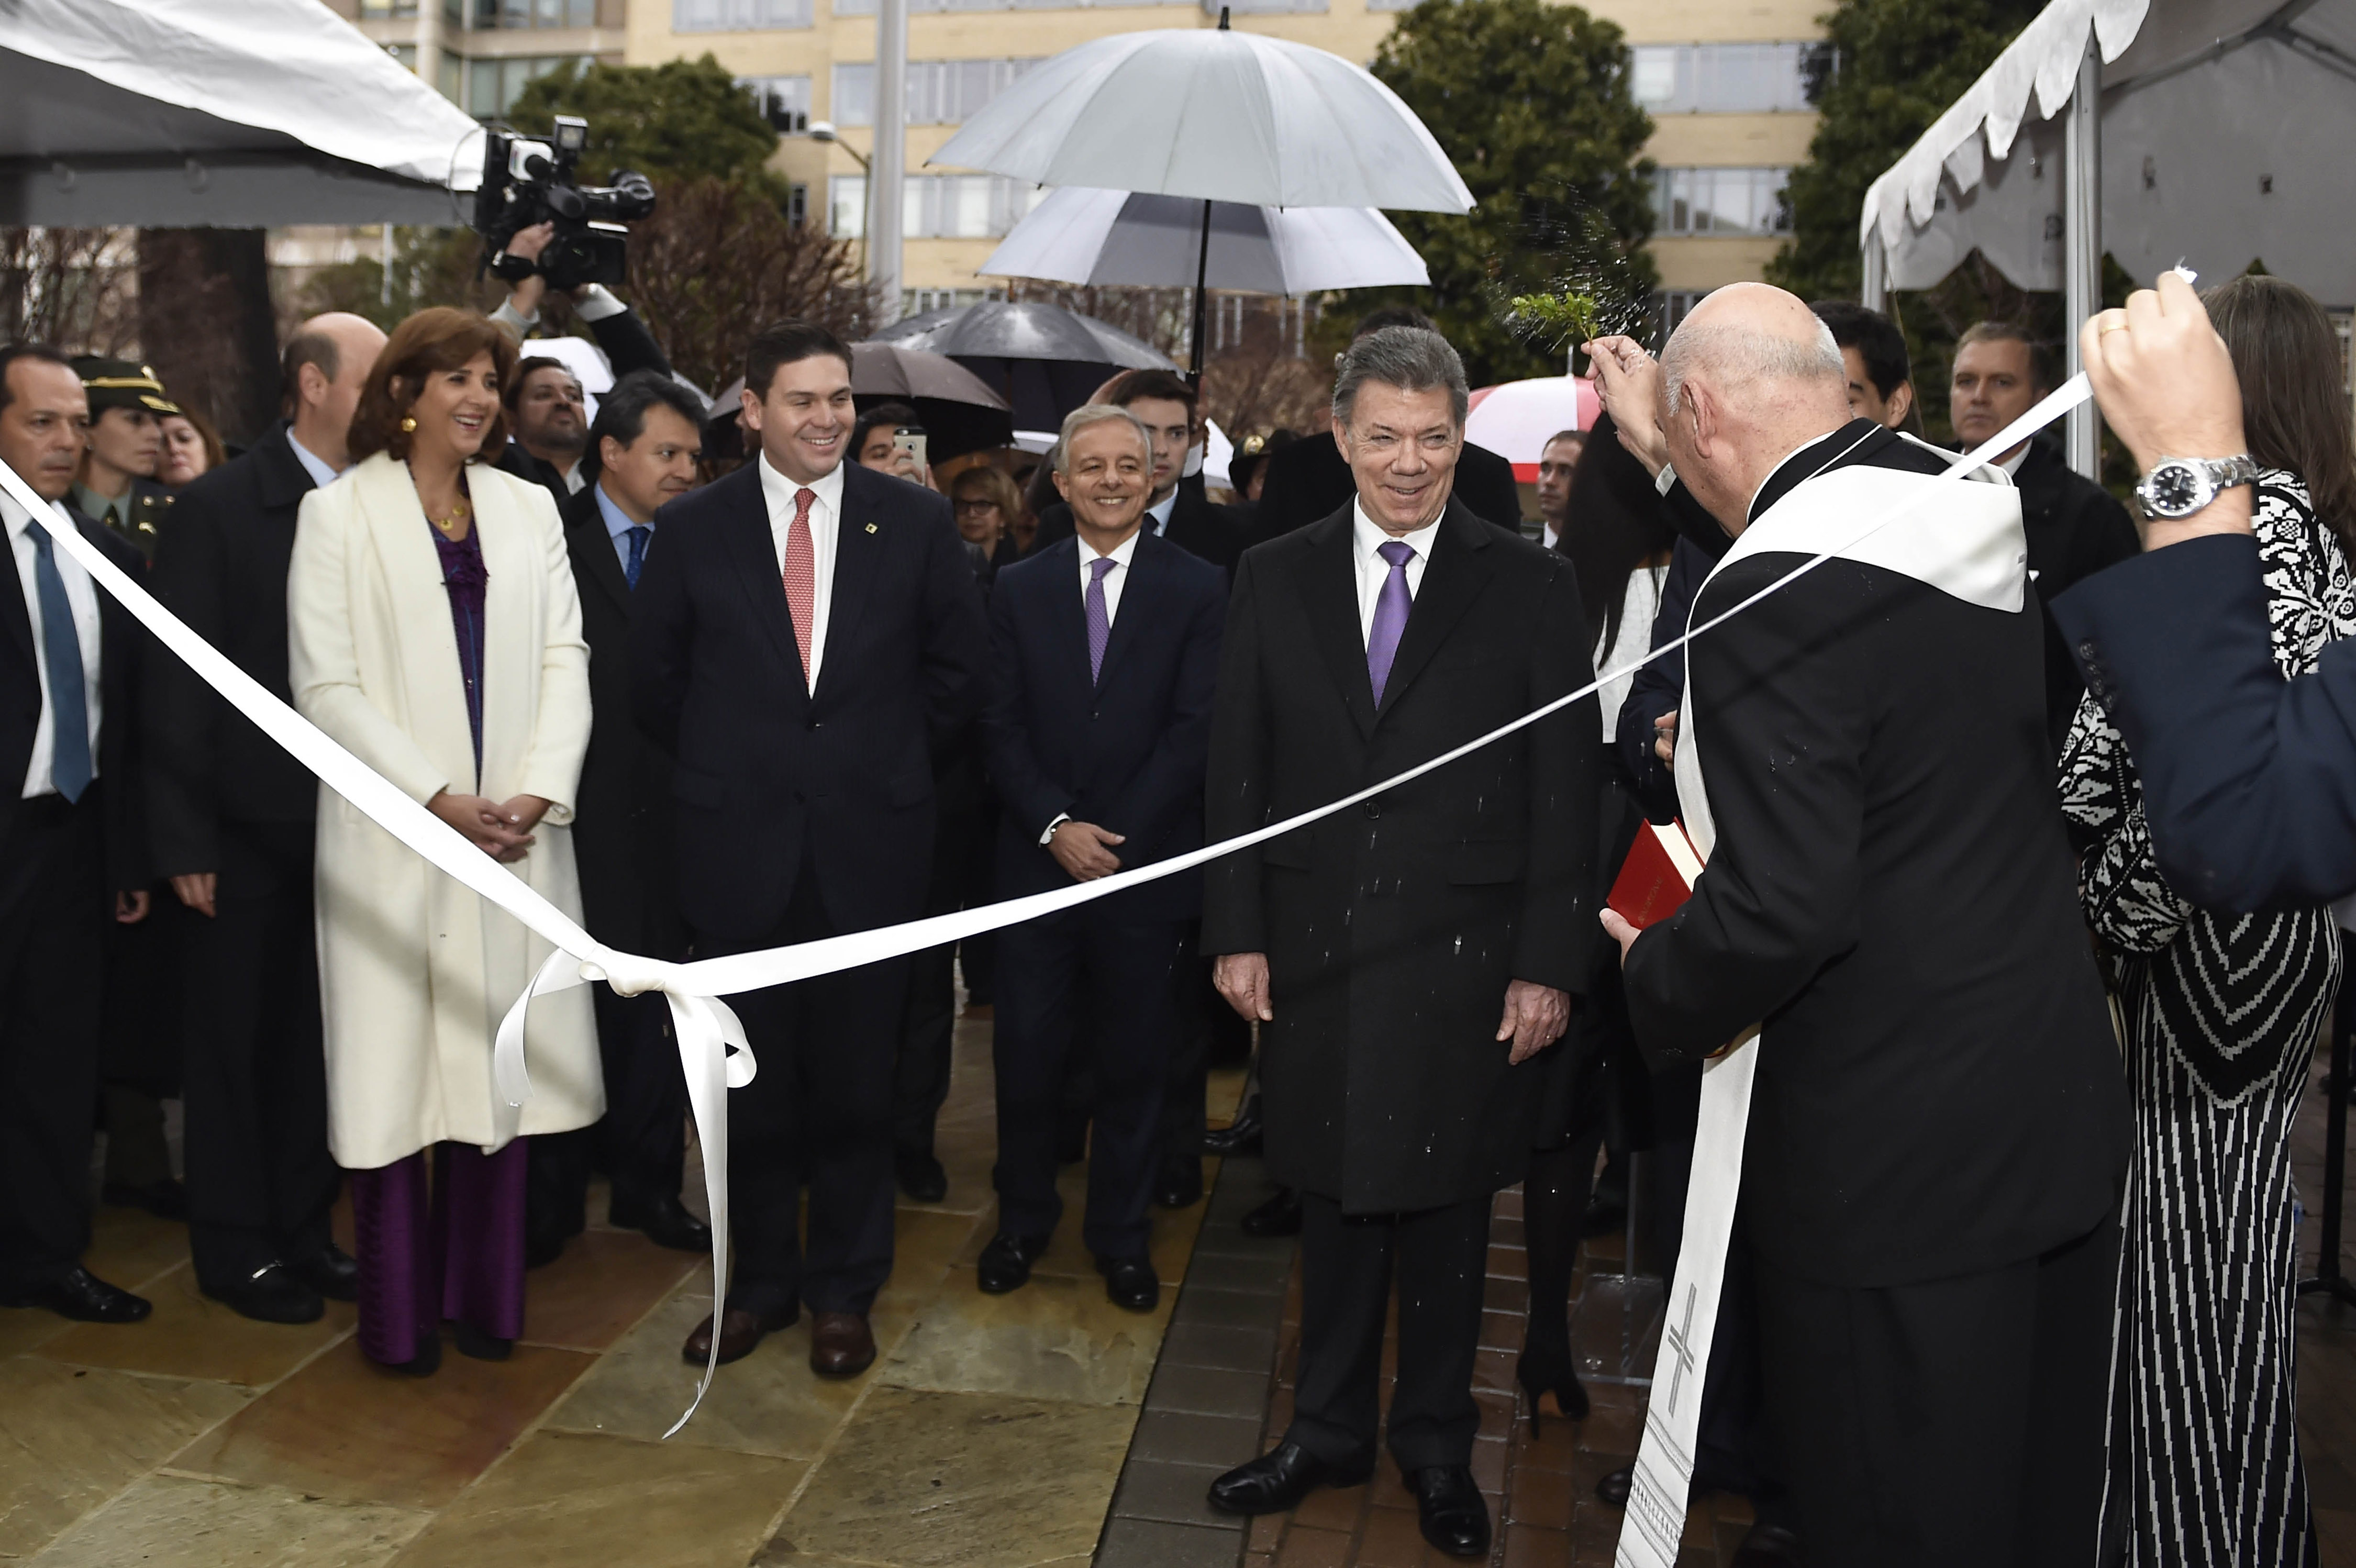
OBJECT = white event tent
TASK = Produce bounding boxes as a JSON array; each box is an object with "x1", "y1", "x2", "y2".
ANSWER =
[
  {"x1": 1857, "y1": 0, "x2": 2356, "y2": 474},
  {"x1": 0, "y1": 0, "x2": 485, "y2": 226}
]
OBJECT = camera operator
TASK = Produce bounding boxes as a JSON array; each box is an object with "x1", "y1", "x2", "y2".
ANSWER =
[
  {"x1": 498, "y1": 358, "x2": 592, "y2": 499},
  {"x1": 491, "y1": 220, "x2": 672, "y2": 384}
]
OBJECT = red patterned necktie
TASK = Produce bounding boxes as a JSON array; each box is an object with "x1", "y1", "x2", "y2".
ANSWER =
[{"x1": 783, "y1": 486, "x2": 816, "y2": 685}]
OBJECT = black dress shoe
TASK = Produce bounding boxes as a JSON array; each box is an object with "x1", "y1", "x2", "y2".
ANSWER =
[
  {"x1": 103, "y1": 1177, "x2": 188, "y2": 1221},
  {"x1": 1596, "y1": 1464, "x2": 1632, "y2": 1507},
  {"x1": 205, "y1": 1264, "x2": 324, "y2": 1325},
  {"x1": 1239, "y1": 1186, "x2": 1302, "y2": 1238},
  {"x1": 1154, "y1": 1153, "x2": 1203, "y2": 1209},
  {"x1": 2, "y1": 1265, "x2": 152, "y2": 1323},
  {"x1": 609, "y1": 1188, "x2": 714, "y2": 1253},
  {"x1": 976, "y1": 1232, "x2": 1049, "y2": 1294},
  {"x1": 893, "y1": 1147, "x2": 949, "y2": 1204},
  {"x1": 453, "y1": 1320, "x2": 513, "y2": 1361},
  {"x1": 289, "y1": 1243, "x2": 360, "y2": 1302},
  {"x1": 1201, "y1": 1093, "x2": 1264, "y2": 1157},
  {"x1": 1406, "y1": 1465, "x2": 1491, "y2": 1558},
  {"x1": 1097, "y1": 1254, "x2": 1160, "y2": 1311},
  {"x1": 1206, "y1": 1440, "x2": 1372, "y2": 1516}
]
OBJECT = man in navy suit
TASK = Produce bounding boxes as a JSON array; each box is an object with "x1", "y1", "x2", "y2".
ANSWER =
[
  {"x1": 633, "y1": 320, "x2": 989, "y2": 1375},
  {"x1": 976, "y1": 405, "x2": 1226, "y2": 1313},
  {"x1": 2057, "y1": 270, "x2": 2356, "y2": 909}
]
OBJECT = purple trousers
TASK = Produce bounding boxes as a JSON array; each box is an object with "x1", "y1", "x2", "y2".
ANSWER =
[{"x1": 349, "y1": 1138, "x2": 528, "y2": 1364}]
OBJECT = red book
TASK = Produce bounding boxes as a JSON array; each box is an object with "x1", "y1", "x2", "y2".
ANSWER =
[{"x1": 1607, "y1": 819, "x2": 1704, "y2": 929}]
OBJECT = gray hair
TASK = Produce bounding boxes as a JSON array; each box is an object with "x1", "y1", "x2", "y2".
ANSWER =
[
  {"x1": 1052, "y1": 403, "x2": 1153, "y2": 474},
  {"x1": 1332, "y1": 326, "x2": 1469, "y2": 431},
  {"x1": 1661, "y1": 313, "x2": 1844, "y2": 417}
]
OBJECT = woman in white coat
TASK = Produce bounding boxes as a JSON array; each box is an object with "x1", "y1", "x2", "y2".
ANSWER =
[{"x1": 288, "y1": 307, "x2": 598, "y2": 1375}]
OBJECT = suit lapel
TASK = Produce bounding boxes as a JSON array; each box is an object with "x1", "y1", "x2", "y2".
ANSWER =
[
  {"x1": 1093, "y1": 533, "x2": 1158, "y2": 692},
  {"x1": 0, "y1": 510, "x2": 36, "y2": 664},
  {"x1": 1297, "y1": 504, "x2": 1376, "y2": 739},
  {"x1": 716, "y1": 465, "x2": 806, "y2": 683},
  {"x1": 1374, "y1": 501, "x2": 1494, "y2": 721},
  {"x1": 566, "y1": 504, "x2": 634, "y2": 622},
  {"x1": 1033, "y1": 538, "x2": 1092, "y2": 693},
  {"x1": 817, "y1": 466, "x2": 886, "y2": 702}
]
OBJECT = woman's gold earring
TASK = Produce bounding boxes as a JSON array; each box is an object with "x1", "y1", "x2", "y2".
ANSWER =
[{"x1": 399, "y1": 416, "x2": 417, "y2": 433}]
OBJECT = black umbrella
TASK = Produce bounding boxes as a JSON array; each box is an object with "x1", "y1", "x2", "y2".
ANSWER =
[
  {"x1": 868, "y1": 301, "x2": 1176, "y2": 432},
  {"x1": 849, "y1": 341, "x2": 1014, "y2": 461}
]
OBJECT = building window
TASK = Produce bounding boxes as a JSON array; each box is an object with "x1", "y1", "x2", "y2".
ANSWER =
[
  {"x1": 1217, "y1": 0, "x2": 1328, "y2": 10},
  {"x1": 1628, "y1": 43, "x2": 1822, "y2": 114},
  {"x1": 828, "y1": 174, "x2": 1047, "y2": 239},
  {"x1": 384, "y1": 42, "x2": 420, "y2": 70},
  {"x1": 739, "y1": 74, "x2": 813, "y2": 130},
  {"x1": 829, "y1": 59, "x2": 1037, "y2": 127},
  {"x1": 472, "y1": 0, "x2": 598, "y2": 25},
  {"x1": 674, "y1": 0, "x2": 813, "y2": 29},
  {"x1": 1650, "y1": 166, "x2": 1792, "y2": 236},
  {"x1": 361, "y1": 0, "x2": 420, "y2": 16},
  {"x1": 834, "y1": 0, "x2": 1186, "y2": 12},
  {"x1": 904, "y1": 287, "x2": 1003, "y2": 315},
  {"x1": 788, "y1": 183, "x2": 810, "y2": 227},
  {"x1": 467, "y1": 54, "x2": 587, "y2": 116}
]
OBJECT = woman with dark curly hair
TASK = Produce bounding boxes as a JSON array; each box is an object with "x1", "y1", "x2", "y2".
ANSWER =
[
  {"x1": 2058, "y1": 273, "x2": 2355, "y2": 1565},
  {"x1": 288, "y1": 307, "x2": 598, "y2": 1376}
]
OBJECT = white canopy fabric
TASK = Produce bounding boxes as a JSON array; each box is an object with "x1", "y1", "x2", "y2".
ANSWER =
[
  {"x1": 980, "y1": 187, "x2": 1430, "y2": 295},
  {"x1": 0, "y1": 0, "x2": 484, "y2": 226},
  {"x1": 1860, "y1": 0, "x2": 2356, "y2": 303}
]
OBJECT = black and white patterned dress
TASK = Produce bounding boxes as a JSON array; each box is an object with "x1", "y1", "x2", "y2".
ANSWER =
[{"x1": 2058, "y1": 470, "x2": 2350, "y2": 1567}]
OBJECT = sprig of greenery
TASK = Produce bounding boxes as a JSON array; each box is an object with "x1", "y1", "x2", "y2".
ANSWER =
[{"x1": 1505, "y1": 290, "x2": 1606, "y2": 349}]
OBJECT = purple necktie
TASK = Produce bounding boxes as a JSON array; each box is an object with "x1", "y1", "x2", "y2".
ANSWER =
[
  {"x1": 1086, "y1": 555, "x2": 1116, "y2": 682},
  {"x1": 1366, "y1": 539, "x2": 1414, "y2": 704}
]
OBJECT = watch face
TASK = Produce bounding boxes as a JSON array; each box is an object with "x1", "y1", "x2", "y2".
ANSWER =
[{"x1": 2148, "y1": 463, "x2": 2204, "y2": 515}]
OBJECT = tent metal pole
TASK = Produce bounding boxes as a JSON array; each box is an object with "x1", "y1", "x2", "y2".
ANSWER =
[
  {"x1": 2064, "y1": 30, "x2": 2102, "y2": 479},
  {"x1": 1861, "y1": 230, "x2": 1887, "y2": 314},
  {"x1": 872, "y1": 0, "x2": 909, "y2": 327}
]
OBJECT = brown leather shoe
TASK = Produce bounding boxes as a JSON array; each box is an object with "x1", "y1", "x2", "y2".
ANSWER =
[
  {"x1": 681, "y1": 1303, "x2": 796, "y2": 1366},
  {"x1": 808, "y1": 1311, "x2": 876, "y2": 1376}
]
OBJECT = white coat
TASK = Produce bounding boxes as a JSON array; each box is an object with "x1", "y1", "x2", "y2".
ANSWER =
[{"x1": 289, "y1": 451, "x2": 601, "y2": 1171}]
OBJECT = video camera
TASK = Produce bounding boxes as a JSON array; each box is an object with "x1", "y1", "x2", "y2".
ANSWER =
[{"x1": 472, "y1": 115, "x2": 657, "y2": 294}]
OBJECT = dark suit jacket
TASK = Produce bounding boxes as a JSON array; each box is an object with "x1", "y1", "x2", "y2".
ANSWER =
[
  {"x1": 1621, "y1": 421, "x2": 2127, "y2": 1289},
  {"x1": 983, "y1": 532, "x2": 1226, "y2": 924},
  {"x1": 1202, "y1": 499, "x2": 1599, "y2": 1212},
  {"x1": 2057, "y1": 531, "x2": 2356, "y2": 911},
  {"x1": 145, "y1": 424, "x2": 319, "y2": 878},
  {"x1": 2007, "y1": 436, "x2": 2141, "y2": 748},
  {"x1": 1026, "y1": 476, "x2": 1243, "y2": 575},
  {"x1": 1248, "y1": 432, "x2": 1525, "y2": 547},
  {"x1": 631, "y1": 460, "x2": 990, "y2": 943},
  {"x1": 0, "y1": 504, "x2": 150, "y2": 892},
  {"x1": 559, "y1": 484, "x2": 683, "y2": 959}
]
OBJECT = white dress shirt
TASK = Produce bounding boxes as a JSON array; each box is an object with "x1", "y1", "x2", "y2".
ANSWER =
[
  {"x1": 1078, "y1": 527, "x2": 1142, "y2": 627},
  {"x1": 759, "y1": 451, "x2": 845, "y2": 690},
  {"x1": 285, "y1": 430, "x2": 340, "y2": 490},
  {"x1": 1, "y1": 490, "x2": 104, "y2": 798},
  {"x1": 1351, "y1": 500, "x2": 1440, "y2": 645}
]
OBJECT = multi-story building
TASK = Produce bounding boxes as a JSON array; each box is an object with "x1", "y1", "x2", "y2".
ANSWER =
[{"x1": 619, "y1": 0, "x2": 1825, "y2": 317}]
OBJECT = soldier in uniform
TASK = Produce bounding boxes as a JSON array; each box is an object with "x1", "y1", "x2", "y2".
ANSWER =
[
  {"x1": 70, "y1": 358, "x2": 177, "y2": 559},
  {"x1": 70, "y1": 357, "x2": 185, "y2": 1218}
]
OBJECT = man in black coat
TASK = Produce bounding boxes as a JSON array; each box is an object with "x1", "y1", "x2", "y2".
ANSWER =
[
  {"x1": 146, "y1": 314, "x2": 386, "y2": 1324},
  {"x1": 0, "y1": 344, "x2": 158, "y2": 1325},
  {"x1": 634, "y1": 321, "x2": 989, "y2": 1377},
  {"x1": 1023, "y1": 369, "x2": 1243, "y2": 576},
  {"x1": 1949, "y1": 321, "x2": 2140, "y2": 747},
  {"x1": 525, "y1": 372, "x2": 714, "y2": 1265},
  {"x1": 974, "y1": 404, "x2": 1226, "y2": 1314},
  {"x1": 1596, "y1": 287, "x2": 2128, "y2": 1566},
  {"x1": 1200, "y1": 327, "x2": 1598, "y2": 1560}
]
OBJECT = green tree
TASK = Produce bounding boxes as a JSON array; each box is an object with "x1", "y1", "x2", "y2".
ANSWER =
[
  {"x1": 506, "y1": 55, "x2": 783, "y2": 190},
  {"x1": 1368, "y1": 0, "x2": 1656, "y2": 386}
]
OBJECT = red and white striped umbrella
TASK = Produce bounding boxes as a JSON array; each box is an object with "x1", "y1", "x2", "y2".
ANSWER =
[{"x1": 1465, "y1": 376, "x2": 1602, "y2": 481}]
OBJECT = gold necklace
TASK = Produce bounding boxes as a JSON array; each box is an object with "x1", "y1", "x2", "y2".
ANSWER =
[{"x1": 429, "y1": 497, "x2": 473, "y2": 536}]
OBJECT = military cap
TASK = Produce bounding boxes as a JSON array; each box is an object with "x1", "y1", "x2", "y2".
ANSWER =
[{"x1": 71, "y1": 357, "x2": 180, "y2": 418}]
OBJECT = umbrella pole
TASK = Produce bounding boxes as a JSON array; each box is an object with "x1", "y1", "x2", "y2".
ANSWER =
[{"x1": 1190, "y1": 197, "x2": 1214, "y2": 387}]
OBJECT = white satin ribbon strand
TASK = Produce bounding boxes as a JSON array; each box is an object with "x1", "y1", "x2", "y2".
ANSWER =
[{"x1": 0, "y1": 375, "x2": 2086, "y2": 1438}]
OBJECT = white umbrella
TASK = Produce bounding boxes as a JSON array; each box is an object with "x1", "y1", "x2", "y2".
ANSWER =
[
  {"x1": 981, "y1": 188, "x2": 1429, "y2": 296},
  {"x1": 1465, "y1": 378, "x2": 1601, "y2": 481},
  {"x1": 931, "y1": 10, "x2": 1471, "y2": 371},
  {"x1": 0, "y1": 0, "x2": 483, "y2": 225}
]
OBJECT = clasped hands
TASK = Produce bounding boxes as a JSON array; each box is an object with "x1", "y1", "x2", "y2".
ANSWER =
[
  {"x1": 429, "y1": 790, "x2": 551, "y2": 864},
  {"x1": 1211, "y1": 952, "x2": 1570, "y2": 1065}
]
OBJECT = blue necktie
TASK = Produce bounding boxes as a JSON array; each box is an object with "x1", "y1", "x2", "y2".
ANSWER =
[
  {"x1": 624, "y1": 525, "x2": 650, "y2": 590},
  {"x1": 27, "y1": 523, "x2": 92, "y2": 802}
]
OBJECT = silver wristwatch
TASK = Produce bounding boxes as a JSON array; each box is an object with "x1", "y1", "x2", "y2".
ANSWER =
[{"x1": 2135, "y1": 454, "x2": 2260, "y2": 519}]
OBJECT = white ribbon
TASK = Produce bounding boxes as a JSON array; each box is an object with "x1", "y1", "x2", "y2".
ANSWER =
[{"x1": 0, "y1": 379, "x2": 2086, "y2": 1437}]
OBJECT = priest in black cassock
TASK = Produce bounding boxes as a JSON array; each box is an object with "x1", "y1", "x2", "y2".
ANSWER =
[{"x1": 1595, "y1": 285, "x2": 2129, "y2": 1567}]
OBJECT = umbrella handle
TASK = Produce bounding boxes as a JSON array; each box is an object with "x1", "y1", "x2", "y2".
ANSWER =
[{"x1": 1191, "y1": 196, "x2": 1213, "y2": 384}]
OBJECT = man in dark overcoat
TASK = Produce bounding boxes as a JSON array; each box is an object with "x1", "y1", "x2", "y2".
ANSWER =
[{"x1": 1198, "y1": 326, "x2": 1598, "y2": 1560}]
